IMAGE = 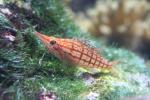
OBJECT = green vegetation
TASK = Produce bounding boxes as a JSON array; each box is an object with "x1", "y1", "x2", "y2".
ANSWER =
[{"x1": 0, "y1": 0, "x2": 150, "y2": 100}]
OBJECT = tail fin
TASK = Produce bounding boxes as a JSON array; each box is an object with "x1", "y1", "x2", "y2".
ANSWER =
[
  {"x1": 110, "y1": 60, "x2": 119, "y2": 66},
  {"x1": 109, "y1": 60, "x2": 125, "y2": 80}
]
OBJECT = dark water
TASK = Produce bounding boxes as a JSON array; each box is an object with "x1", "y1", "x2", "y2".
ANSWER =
[{"x1": 70, "y1": 0, "x2": 96, "y2": 12}]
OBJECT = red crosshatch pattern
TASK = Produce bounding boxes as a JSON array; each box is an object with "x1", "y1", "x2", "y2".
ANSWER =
[
  {"x1": 58, "y1": 39, "x2": 113, "y2": 69},
  {"x1": 35, "y1": 32, "x2": 113, "y2": 69}
]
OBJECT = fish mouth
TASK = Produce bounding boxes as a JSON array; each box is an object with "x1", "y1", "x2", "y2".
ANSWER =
[{"x1": 35, "y1": 31, "x2": 52, "y2": 46}]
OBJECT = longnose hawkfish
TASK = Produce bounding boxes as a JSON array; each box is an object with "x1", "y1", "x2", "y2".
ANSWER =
[{"x1": 35, "y1": 32, "x2": 116, "y2": 73}]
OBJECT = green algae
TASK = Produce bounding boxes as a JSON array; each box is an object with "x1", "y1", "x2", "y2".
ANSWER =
[{"x1": 1, "y1": 0, "x2": 150, "y2": 100}]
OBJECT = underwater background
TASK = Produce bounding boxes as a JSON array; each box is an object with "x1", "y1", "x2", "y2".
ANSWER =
[{"x1": 0, "y1": 0, "x2": 150, "y2": 100}]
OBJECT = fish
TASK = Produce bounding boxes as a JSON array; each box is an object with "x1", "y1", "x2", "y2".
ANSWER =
[{"x1": 35, "y1": 32, "x2": 116, "y2": 72}]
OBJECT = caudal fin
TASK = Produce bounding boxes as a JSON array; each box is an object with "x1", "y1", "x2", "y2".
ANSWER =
[{"x1": 110, "y1": 60, "x2": 119, "y2": 66}]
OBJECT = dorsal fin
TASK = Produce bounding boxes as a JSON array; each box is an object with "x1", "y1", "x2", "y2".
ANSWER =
[
  {"x1": 74, "y1": 38, "x2": 101, "y2": 54},
  {"x1": 73, "y1": 38, "x2": 96, "y2": 49}
]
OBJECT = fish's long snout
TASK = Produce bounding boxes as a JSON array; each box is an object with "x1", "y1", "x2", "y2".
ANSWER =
[{"x1": 35, "y1": 32, "x2": 52, "y2": 46}]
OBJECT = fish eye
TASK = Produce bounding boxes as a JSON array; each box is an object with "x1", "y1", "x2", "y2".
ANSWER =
[{"x1": 50, "y1": 40, "x2": 56, "y2": 45}]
